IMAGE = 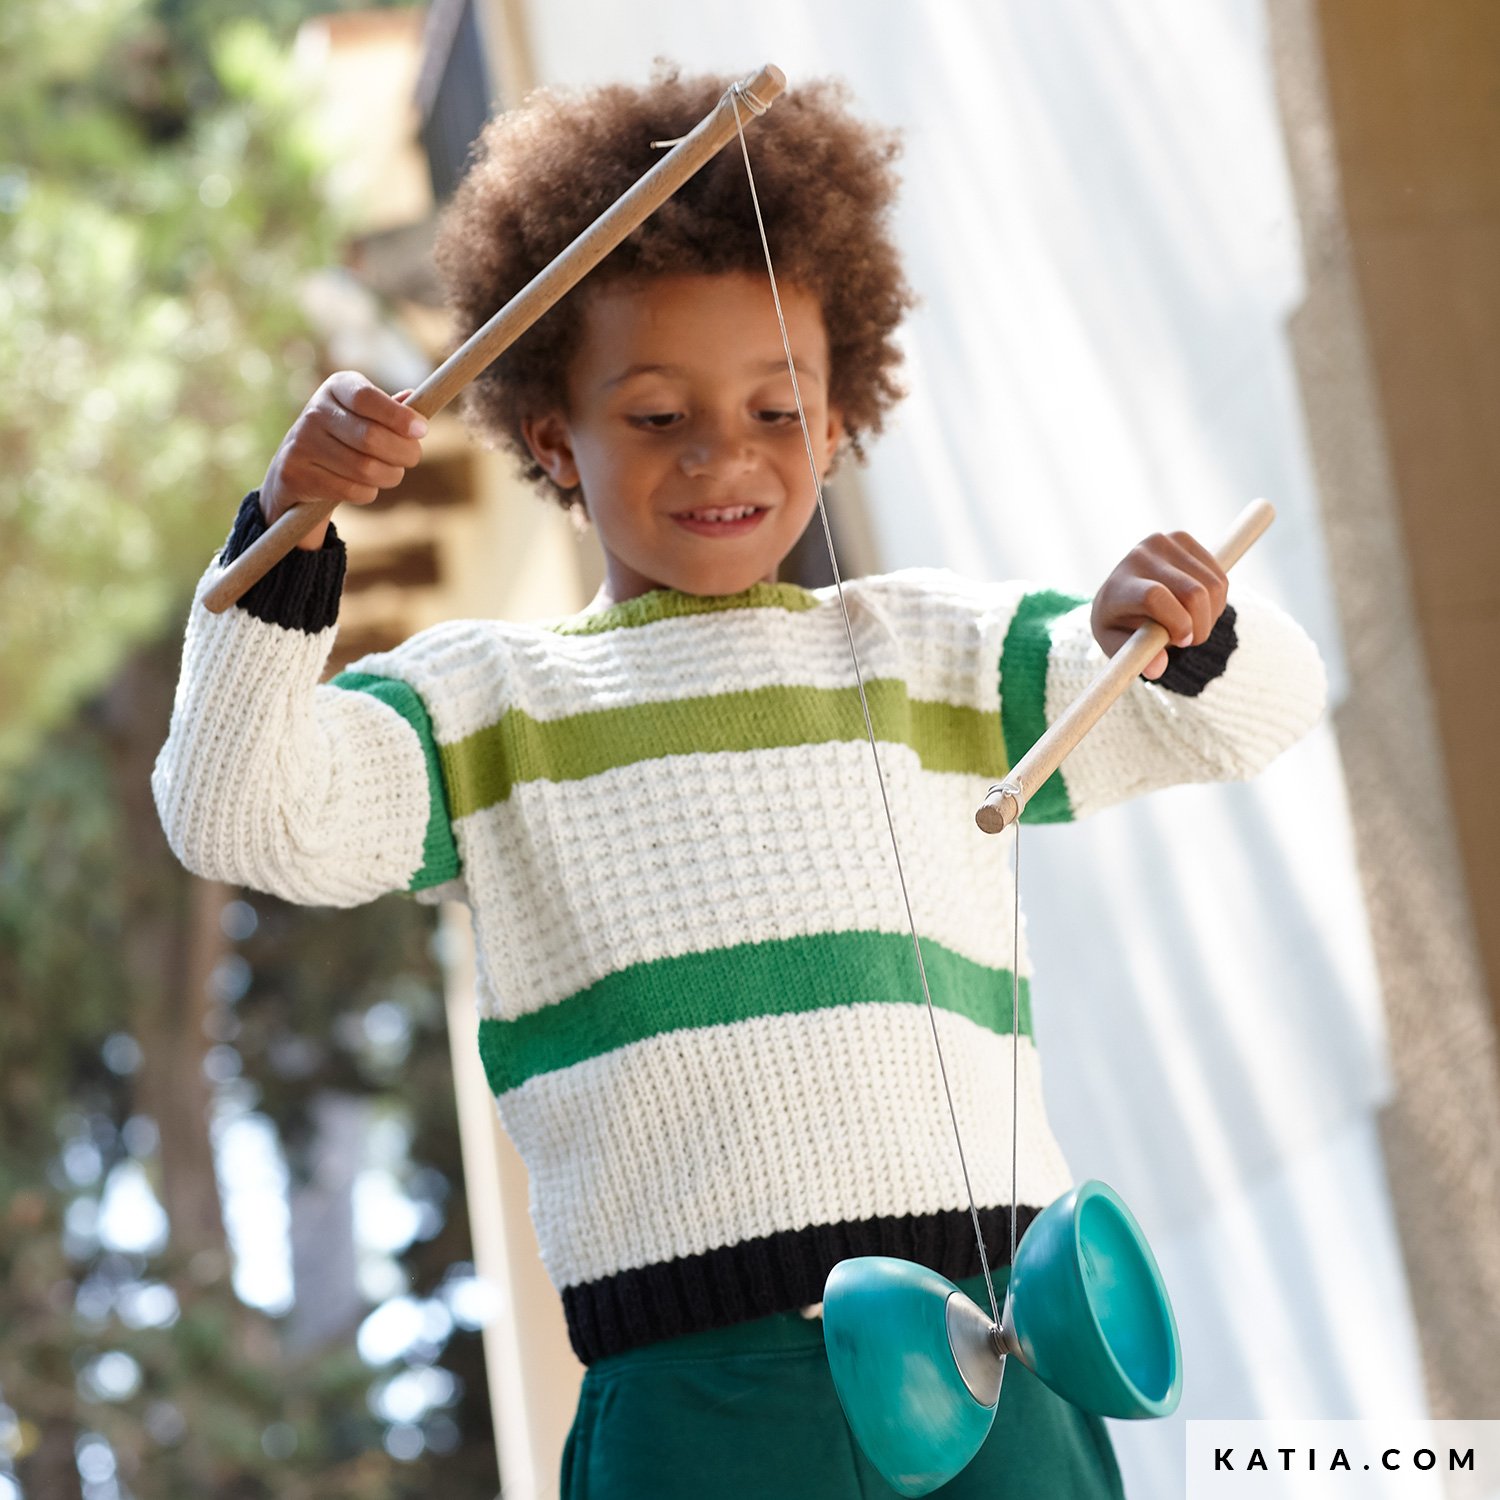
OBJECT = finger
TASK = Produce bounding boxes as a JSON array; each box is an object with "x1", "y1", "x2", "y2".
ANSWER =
[
  {"x1": 326, "y1": 371, "x2": 429, "y2": 440},
  {"x1": 275, "y1": 450, "x2": 382, "y2": 509},
  {"x1": 1133, "y1": 557, "x2": 1213, "y2": 647},
  {"x1": 1142, "y1": 648, "x2": 1169, "y2": 680},
  {"x1": 301, "y1": 457, "x2": 379, "y2": 507},
  {"x1": 304, "y1": 423, "x2": 408, "y2": 491},
  {"x1": 1113, "y1": 575, "x2": 1196, "y2": 647},
  {"x1": 316, "y1": 397, "x2": 425, "y2": 471},
  {"x1": 1162, "y1": 531, "x2": 1229, "y2": 640}
]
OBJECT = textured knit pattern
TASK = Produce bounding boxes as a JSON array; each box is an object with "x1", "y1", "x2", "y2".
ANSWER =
[{"x1": 154, "y1": 538, "x2": 1326, "y2": 1363}]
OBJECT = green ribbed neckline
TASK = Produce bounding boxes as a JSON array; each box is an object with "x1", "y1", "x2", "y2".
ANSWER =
[{"x1": 547, "y1": 581, "x2": 819, "y2": 636}]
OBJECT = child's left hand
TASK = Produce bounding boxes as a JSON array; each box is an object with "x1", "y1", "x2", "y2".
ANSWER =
[{"x1": 1091, "y1": 531, "x2": 1229, "y2": 680}]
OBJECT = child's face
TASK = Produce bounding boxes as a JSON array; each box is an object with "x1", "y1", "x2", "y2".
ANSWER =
[{"x1": 523, "y1": 272, "x2": 844, "y2": 602}]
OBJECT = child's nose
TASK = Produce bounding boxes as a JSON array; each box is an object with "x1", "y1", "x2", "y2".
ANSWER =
[{"x1": 678, "y1": 421, "x2": 756, "y2": 481}]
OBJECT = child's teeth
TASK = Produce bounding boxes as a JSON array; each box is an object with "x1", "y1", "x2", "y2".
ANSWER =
[{"x1": 691, "y1": 507, "x2": 754, "y2": 521}]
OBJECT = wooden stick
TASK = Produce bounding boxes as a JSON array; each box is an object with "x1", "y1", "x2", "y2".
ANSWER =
[
  {"x1": 203, "y1": 63, "x2": 788, "y2": 614},
  {"x1": 974, "y1": 499, "x2": 1276, "y2": 834}
]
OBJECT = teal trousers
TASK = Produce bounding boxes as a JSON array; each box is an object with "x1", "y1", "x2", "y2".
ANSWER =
[{"x1": 560, "y1": 1270, "x2": 1127, "y2": 1498}]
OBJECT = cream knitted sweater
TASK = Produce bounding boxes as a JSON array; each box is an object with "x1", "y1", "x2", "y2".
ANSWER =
[{"x1": 154, "y1": 495, "x2": 1326, "y2": 1362}]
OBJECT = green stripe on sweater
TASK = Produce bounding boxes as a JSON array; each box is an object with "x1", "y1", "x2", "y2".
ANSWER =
[
  {"x1": 477, "y1": 930, "x2": 1032, "y2": 1093},
  {"x1": 329, "y1": 671, "x2": 461, "y2": 891},
  {"x1": 998, "y1": 590, "x2": 1085, "y2": 824},
  {"x1": 547, "y1": 581, "x2": 818, "y2": 636},
  {"x1": 440, "y1": 680, "x2": 1006, "y2": 821}
]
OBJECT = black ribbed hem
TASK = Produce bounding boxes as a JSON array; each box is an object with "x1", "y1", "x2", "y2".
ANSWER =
[
  {"x1": 218, "y1": 491, "x2": 346, "y2": 634},
  {"x1": 1151, "y1": 603, "x2": 1238, "y2": 697},
  {"x1": 560, "y1": 1204, "x2": 1041, "y2": 1366}
]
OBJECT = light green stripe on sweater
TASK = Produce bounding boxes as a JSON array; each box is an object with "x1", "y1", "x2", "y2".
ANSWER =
[
  {"x1": 546, "y1": 581, "x2": 819, "y2": 636},
  {"x1": 476, "y1": 930, "x2": 1033, "y2": 1094},
  {"x1": 440, "y1": 680, "x2": 1006, "y2": 821}
]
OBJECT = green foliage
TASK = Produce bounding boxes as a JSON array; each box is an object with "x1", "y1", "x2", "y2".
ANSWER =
[
  {"x1": 0, "y1": 0, "x2": 342, "y2": 783},
  {"x1": 0, "y1": 1, "x2": 503, "y2": 1491},
  {"x1": 0, "y1": 724, "x2": 129, "y2": 1182},
  {"x1": 0, "y1": 697, "x2": 495, "y2": 1497}
]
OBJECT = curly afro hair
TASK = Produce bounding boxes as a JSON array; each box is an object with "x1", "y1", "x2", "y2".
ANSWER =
[{"x1": 431, "y1": 64, "x2": 914, "y2": 508}]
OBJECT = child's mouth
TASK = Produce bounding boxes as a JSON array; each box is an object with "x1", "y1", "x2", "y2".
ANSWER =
[{"x1": 671, "y1": 505, "x2": 768, "y2": 538}]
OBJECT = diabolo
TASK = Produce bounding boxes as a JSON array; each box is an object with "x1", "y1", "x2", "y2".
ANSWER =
[{"x1": 822, "y1": 1180, "x2": 1182, "y2": 1497}]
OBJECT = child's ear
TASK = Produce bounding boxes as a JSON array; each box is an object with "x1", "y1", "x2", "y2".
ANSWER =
[
  {"x1": 822, "y1": 407, "x2": 847, "y2": 473},
  {"x1": 521, "y1": 412, "x2": 581, "y2": 490}
]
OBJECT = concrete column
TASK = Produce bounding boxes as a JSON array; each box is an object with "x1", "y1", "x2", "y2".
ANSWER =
[{"x1": 1267, "y1": 0, "x2": 1500, "y2": 1416}]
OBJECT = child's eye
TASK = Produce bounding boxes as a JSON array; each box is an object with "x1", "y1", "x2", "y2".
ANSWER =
[
  {"x1": 626, "y1": 413, "x2": 682, "y2": 430},
  {"x1": 756, "y1": 410, "x2": 798, "y2": 425}
]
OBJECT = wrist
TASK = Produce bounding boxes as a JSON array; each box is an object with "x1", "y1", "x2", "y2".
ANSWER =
[
  {"x1": 1144, "y1": 604, "x2": 1239, "y2": 696},
  {"x1": 221, "y1": 491, "x2": 347, "y2": 631},
  {"x1": 260, "y1": 483, "x2": 330, "y2": 551}
]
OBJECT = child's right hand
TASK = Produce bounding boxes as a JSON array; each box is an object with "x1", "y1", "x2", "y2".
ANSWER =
[{"x1": 260, "y1": 371, "x2": 430, "y2": 550}]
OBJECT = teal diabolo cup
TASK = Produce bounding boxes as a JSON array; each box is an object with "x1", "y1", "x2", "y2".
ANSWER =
[
  {"x1": 822, "y1": 1257, "x2": 998, "y2": 1497},
  {"x1": 1005, "y1": 1179, "x2": 1181, "y2": 1418},
  {"x1": 822, "y1": 1180, "x2": 1181, "y2": 1495}
]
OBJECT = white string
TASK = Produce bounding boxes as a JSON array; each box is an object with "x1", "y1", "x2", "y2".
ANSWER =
[
  {"x1": 729, "y1": 87, "x2": 1006, "y2": 1332},
  {"x1": 1010, "y1": 819, "x2": 1021, "y2": 1276}
]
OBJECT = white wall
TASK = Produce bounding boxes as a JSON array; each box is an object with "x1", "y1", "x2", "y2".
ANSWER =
[{"x1": 510, "y1": 2, "x2": 1422, "y2": 1492}]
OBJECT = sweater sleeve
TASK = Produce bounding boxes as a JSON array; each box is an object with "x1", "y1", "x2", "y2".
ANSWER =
[
  {"x1": 988, "y1": 581, "x2": 1327, "y2": 822},
  {"x1": 855, "y1": 567, "x2": 1326, "y2": 824},
  {"x1": 152, "y1": 493, "x2": 461, "y2": 906}
]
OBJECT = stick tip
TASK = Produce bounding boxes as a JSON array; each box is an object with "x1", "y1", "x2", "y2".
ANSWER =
[
  {"x1": 743, "y1": 63, "x2": 788, "y2": 105},
  {"x1": 975, "y1": 783, "x2": 1022, "y2": 835}
]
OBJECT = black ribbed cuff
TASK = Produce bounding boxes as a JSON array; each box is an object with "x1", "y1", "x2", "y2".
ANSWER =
[
  {"x1": 1150, "y1": 603, "x2": 1238, "y2": 697},
  {"x1": 218, "y1": 491, "x2": 346, "y2": 634}
]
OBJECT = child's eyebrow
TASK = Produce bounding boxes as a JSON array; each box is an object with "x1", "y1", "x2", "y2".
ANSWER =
[
  {"x1": 600, "y1": 357, "x2": 821, "y2": 390},
  {"x1": 600, "y1": 363, "x2": 687, "y2": 389}
]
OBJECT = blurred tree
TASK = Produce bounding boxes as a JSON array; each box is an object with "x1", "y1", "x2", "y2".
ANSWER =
[
  {"x1": 0, "y1": 0, "x2": 343, "y2": 782},
  {"x1": 0, "y1": 0, "x2": 498, "y2": 1494},
  {"x1": 0, "y1": 666, "x2": 494, "y2": 1497}
]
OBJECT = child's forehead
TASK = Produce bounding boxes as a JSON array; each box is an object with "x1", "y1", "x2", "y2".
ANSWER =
[{"x1": 571, "y1": 271, "x2": 830, "y2": 382}]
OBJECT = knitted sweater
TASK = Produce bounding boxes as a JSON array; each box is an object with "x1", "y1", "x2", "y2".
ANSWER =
[{"x1": 154, "y1": 494, "x2": 1326, "y2": 1363}]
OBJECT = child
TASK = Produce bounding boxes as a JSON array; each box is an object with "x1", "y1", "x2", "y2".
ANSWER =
[{"x1": 154, "y1": 67, "x2": 1325, "y2": 1498}]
